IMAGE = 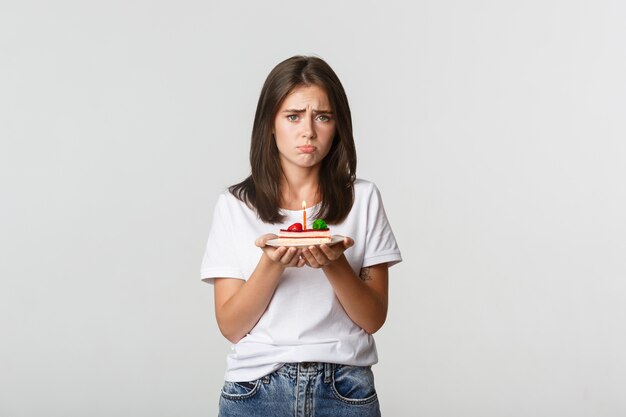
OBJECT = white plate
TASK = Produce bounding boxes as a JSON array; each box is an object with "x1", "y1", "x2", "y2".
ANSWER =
[{"x1": 265, "y1": 235, "x2": 346, "y2": 248}]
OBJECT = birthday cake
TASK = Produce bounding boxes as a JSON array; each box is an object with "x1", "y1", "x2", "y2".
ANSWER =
[{"x1": 275, "y1": 219, "x2": 332, "y2": 245}]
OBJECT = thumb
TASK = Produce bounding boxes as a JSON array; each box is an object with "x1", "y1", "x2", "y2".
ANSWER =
[{"x1": 256, "y1": 233, "x2": 278, "y2": 248}]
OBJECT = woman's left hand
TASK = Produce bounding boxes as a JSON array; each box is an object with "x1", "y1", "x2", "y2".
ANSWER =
[{"x1": 301, "y1": 236, "x2": 354, "y2": 269}]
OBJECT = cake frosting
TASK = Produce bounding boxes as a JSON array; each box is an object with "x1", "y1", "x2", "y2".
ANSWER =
[{"x1": 275, "y1": 219, "x2": 332, "y2": 245}]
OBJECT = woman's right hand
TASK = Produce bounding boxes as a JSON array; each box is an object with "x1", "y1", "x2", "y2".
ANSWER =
[{"x1": 255, "y1": 234, "x2": 306, "y2": 268}]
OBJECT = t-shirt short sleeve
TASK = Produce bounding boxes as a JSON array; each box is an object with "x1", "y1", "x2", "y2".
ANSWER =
[
  {"x1": 362, "y1": 183, "x2": 403, "y2": 268},
  {"x1": 200, "y1": 193, "x2": 245, "y2": 284}
]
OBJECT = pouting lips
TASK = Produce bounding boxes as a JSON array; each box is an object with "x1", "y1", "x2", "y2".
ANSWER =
[{"x1": 298, "y1": 146, "x2": 316, "y2": 153}]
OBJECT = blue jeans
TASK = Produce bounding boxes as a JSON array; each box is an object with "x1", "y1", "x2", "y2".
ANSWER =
[{"x1": 218, "y1": 362, "x2": 381, "y2": 417}]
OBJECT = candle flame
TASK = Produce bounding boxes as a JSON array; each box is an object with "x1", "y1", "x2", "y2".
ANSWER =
[{"x1": 302, "y1": 200, "x2": 306, "y2": 209}]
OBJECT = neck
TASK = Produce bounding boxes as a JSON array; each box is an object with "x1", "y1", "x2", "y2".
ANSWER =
[{"x1": 280, "y1": 166, "x2": 321, "y2": 210}]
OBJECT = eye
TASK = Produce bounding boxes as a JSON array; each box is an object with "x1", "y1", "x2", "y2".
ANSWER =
[
  {"x1": 317, "y1": 115, "x2": 331, "y2": 122},
  {"x1": 287, "y1": 114, "x2": 299, "y2": 122}
]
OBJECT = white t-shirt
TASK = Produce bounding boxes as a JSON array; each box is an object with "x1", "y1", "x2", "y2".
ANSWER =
[{"x1": 201, "y1": 179, "x2": 402, "y2": 382}]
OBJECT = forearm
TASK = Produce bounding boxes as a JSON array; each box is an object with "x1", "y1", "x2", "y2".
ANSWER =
[
  {"x1": 216, "y1": 254, "x2": 285, "y2": 343},
  {"x1": 322, "y1": 256, "x2": 388, "y2": 334}
]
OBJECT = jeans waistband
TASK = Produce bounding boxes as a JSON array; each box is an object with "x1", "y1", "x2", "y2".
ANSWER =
[{"x1": 276, "y1": 362, "x2": 335, "y2": 382}]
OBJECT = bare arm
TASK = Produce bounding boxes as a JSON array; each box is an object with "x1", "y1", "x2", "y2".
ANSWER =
[
  {"x1": 301, "y1": 239, "x2": 389, "y2": 334},
  {"x1": 214, "y1": 235, "x2": 304, "y2": 344}
]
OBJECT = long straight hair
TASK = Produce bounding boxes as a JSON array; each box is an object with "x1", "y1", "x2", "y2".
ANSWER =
[{"x1": 229, "y1": 56, "x2": 357, "y2": 225}]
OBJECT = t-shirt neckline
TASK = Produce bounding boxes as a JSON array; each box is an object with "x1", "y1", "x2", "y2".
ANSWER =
[{"x1": 279, "y1": 202, "x2": 321, "y2": 215}]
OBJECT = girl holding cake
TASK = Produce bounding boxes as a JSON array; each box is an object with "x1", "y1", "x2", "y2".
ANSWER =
[{"x1": 201, "y1": 56, "x2": 402, "y2": 417}]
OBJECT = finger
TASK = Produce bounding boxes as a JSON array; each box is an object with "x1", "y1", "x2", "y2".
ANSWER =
[
  {"x1": 307, "y1": 245, "x2": 328, "y2": 265},
  {"x1": 256, "y1": 234, "x2": 278, "y2": 247},
  {"x1": 301, "y1": 248, "x2": 320, "y2": 268},
  {"x1": 285, "y1": 255, "x2": 299, "y2": 268},
  {"x1": 287, "y1": 250, "x2": 304, "y2": 267},
  {"x1": 268, "y1": 246, "x2": 286, "y2": 261},
  {"x1": 289, "y1": 253, "x2": 304, "y2": 268},
  {"x1": 330, "y1": 238, "x2": 353, "y2": 255},
  {"x1": 280, "y1": 247, "x2": 298, "y2": 264},
  {"x1": 319, "y1": 243, "x2": 339, "y2": 260}
]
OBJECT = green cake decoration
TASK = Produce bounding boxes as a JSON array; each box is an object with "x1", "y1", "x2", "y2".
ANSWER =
[{"x1": 312, "y1": 219, "x2": 328, "y2": 230}]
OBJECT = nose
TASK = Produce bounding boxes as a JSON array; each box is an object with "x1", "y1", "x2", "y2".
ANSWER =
[{"x1": 302, "y1": 115, "x2": 316, "y2": 139}]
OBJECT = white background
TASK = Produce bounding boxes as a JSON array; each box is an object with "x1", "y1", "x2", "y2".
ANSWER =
[{"x1": 2, "y1": 1, "x2": 626, "y2": 416}]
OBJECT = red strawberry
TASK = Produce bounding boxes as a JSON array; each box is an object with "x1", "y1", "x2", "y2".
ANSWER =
[{"x1": 287, "y1": 222, "x2": 303, "y2": 232}]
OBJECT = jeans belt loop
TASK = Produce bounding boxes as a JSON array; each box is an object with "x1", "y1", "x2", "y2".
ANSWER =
[{"x1": 323, "y1": 363, "x2": 333, "y2": 384}]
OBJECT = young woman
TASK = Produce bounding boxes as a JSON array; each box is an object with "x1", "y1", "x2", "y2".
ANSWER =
[{"x1": 201, "y1": 55, "x2": 402, "y2": 417}]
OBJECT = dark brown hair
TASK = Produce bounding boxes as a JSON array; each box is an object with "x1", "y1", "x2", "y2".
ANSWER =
[{"x1": 229, "y1": 55, "x2": 356, "y2": 224}]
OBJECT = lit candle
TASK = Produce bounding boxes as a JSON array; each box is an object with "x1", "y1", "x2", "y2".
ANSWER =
[{"x1": 302, "y1": 200, "x2": 307, "y2": 230}]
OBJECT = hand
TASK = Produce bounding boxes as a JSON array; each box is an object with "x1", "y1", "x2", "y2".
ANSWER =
[
  {"x1": 300, "y1": 236, "x2": 354, "y2": 269},
  {"x1": 255, "y1": 234, "x2": 306, "y2": 268}
]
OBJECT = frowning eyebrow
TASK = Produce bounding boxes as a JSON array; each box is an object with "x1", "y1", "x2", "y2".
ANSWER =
[{"x1": 281, "y1": 108, "x2": 333, "y2": 114}]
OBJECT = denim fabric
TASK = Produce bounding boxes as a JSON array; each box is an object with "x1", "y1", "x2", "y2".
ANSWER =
[{"x1": 218, "y1": 363, "x2": 381, "y2": 417}]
